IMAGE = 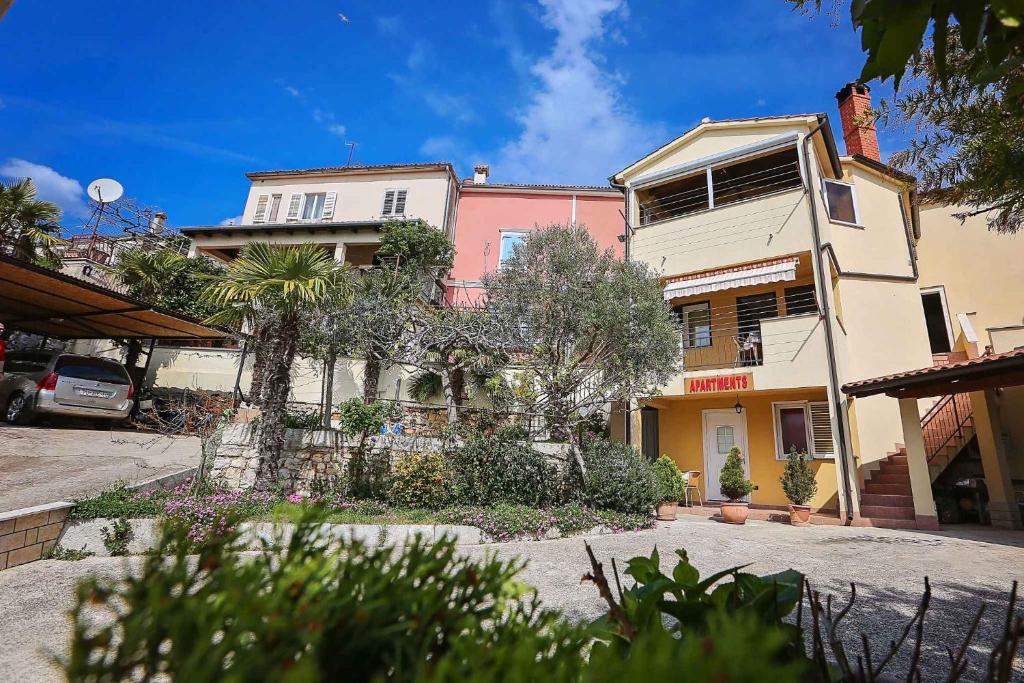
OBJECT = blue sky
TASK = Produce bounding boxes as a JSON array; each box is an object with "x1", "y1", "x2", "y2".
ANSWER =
[{"x1": 0, "y1": 0, "x2": 903, "y2": 229}]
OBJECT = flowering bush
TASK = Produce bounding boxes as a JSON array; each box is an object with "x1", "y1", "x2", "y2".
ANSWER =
[{"x1": 163, "y1": 489, "x2": 278, "y2": 546}]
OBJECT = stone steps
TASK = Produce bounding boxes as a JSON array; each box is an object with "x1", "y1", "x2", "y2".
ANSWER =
[{"x1": 858, "y1": 450, "x2": 918, "y2": 529}]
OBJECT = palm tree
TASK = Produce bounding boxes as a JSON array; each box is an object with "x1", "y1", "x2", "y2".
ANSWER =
[
  {"x1": 202, "y1": 242, "x2": 351, "y2": 490},
  {"x1": 0, "y1": 178, "x2": 64, "y2": 265},
  {"x1": 106, "y1": 249, "x2": 189, "y2": 299}
]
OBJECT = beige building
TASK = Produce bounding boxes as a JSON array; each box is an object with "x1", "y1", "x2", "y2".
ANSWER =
[
  {"x1": 613, "y1": 84, "x2": 941, "y2": 528},
  {"x1": 156, "y1": 162, "x2": 460, "y2": 405}
]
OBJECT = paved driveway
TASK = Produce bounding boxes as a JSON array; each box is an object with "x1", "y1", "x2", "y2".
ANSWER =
[
  {"x1": 1, "y1": 516, "x2": 1022, "y2": 682},
  {"x1": 0, "y1": 425, "x2": 201, "y2": 513}
]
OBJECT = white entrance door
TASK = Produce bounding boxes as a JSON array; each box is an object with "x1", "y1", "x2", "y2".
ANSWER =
[{"x1": 702, "y1": 409, "x2": 750, "y2": 501}]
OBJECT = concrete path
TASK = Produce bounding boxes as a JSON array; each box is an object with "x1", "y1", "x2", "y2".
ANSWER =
[
  {"x1": 0, "y1": 425, "x2": 201, "y2": 513},
  {"x1": 1, "y1": 516, "x2": 1022, "y2": 681}
]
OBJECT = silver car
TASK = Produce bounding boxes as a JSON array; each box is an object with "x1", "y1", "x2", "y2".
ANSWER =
[{"x1": 0, "y1": 352, "x2": 134, "y2": 425}]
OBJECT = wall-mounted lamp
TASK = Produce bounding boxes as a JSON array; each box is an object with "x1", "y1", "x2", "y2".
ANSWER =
[{"x1": 734, "y1": 395, "x2": 744, "y2": 414}]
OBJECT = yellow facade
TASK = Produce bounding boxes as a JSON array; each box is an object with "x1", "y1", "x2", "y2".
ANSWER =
[{"x1": 652, "y1": 389, "x2": 839, "y2": 511}]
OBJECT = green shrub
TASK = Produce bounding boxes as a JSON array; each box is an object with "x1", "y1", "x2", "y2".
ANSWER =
[
  {"x1": 100, "y1": 517, "x2": 133, "y2": 556},
  {"x1": 71, "y1": 481, "x2": 167, "y2": 520},
  {"x1": 448, "y1": 434, "x2": 557, "y2": 507},
  {"x1": 65, "y1": 515, "x2": 588, "y2": 681},
  {"x1": 284, "y1": 409, "x2": 322, "y2": 430},
  {"x1": 652, "y1": 455, "x2": 685, "y2": 503},
  {"x1": 581, "y1": 439, "x2": 657, "y2": 514},
  {"x1": 336, "y1": 398, "x2": 400, "y2": 437},
  {"x1": 44, "y1": 544, "x2": 94, "y2": 561},
  {"x1": 388, "y1": 451, "x2": 451, "y2": 509},
  {"x1": 780, "y1": 447, "x2": 818, "y2": 506},
  {"x1": 719, "y1": 447, "x2": 755, "y2": 502},
  {"x1": 438, "y1": 503, "x2": 652, "y2": 542}
]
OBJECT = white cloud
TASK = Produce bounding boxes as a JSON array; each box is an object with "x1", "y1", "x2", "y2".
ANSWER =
[
  {"x1": 492, "y1": 0, "x2": 662, "y2": 184},
  {"x1": 422, "y1": 92, "x2": 478, "y2": 124},
  {"x1": 407, "y1": 40, "x2": 433, "y2": 71},
  {"x1": 219, "y1": 215, "x2": 243, "y2": 226},
  {"x1": 376, "y1": 15, "x2": 400, "y2": 34},
  {"x1": 0, "y1": 158, "x2": 90, "y2": 219}
]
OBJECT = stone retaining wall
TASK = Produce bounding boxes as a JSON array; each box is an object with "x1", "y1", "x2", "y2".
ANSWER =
[
  {"x1": 0, "y1": 502, "x2": 73, "y2": 571},
  {"x1": 211, "y1": 423, "x2": 573, "y2": 494},
  {"x1": 210, "y1": 423, "x2": 447, "y2": 493}
]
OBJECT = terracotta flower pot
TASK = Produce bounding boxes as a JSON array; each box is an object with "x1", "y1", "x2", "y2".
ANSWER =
[
  {"x1": 788, "y1": 504, "x2": 811, "y2": 526},
  {"x1": 656, "y1": 501, "x2": 678, "y2": 521},
  {"x1": 720, "y1": 501, "x2": 749, "y2": 525}
]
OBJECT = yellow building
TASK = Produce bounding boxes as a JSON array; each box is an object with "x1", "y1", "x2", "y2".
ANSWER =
[{"x1": 612, "y1": 84, "x2": 939, "y2": 528}]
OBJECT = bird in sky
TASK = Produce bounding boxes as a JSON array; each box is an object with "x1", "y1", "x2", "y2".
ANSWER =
[{"x1": 338, "y1": 13, "x2": 350, "y2": 23}]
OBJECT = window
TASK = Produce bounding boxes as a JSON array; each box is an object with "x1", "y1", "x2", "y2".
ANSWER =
[
  {"x1": 675, "y1": 302, "x2": 712, "y2": 349},
  {"x1": 382, "y1": 189, "x2": 408, "y2": 216},
  {"x1": 637, "y1": 172, "x2": 708, "y2": 225},
  {"x1": 711, "y1": 148, "x2": 802, "y2": 208},
  {"x1": 267, "y1": 194, "x2": 282, "y2": 223},
  {"x1": 253, "y1": 194, "x2": 269, "y2": 223},
  {"x1": 784, "y1": 284, "x2": 818, "y2": 316},
  {"x1": 499, "y1": 231, "x2": 526, "y2": 265},
  {"x1": 773, "y1": 401, "x2": 833, "y2": 459},
  {"x1": 301, "y1": 193, "x2": 327, "y2": 221},
  {"x1": 716, "y1": 425, "x2": 735, "y2": 454},
  {"x1": 921, "y1": 288, "x2": 952, "y2": 354},
  {"x1": 822, "y1": 180, "x2": 859, "y2": 225}
]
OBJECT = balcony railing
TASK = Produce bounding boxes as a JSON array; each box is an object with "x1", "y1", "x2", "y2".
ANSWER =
[{"x1": 677, "y1": 288, "x2": 819, "y2": 372}]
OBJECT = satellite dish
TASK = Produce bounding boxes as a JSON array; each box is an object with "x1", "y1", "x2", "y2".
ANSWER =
[{"x1": 87, "y1": 178, "x2": 124, "y2": 204}]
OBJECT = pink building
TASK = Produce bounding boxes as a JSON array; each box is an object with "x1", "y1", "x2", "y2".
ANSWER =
[{"x1": 446, "y1": 165, "x2": 625, "y2": 306}]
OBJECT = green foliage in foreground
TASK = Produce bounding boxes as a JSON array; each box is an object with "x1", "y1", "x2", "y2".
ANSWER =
[
  {"x1": 63, "y1": 514, "x2": 803, "y2": 682},
  {"x1": 70, "y1": 481, "x2": 168, "y2": 520}
]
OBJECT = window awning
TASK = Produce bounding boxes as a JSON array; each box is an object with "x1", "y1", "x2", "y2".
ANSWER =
[{"x1": 663, "y1": 257, "x2": 799, "y2": 301}]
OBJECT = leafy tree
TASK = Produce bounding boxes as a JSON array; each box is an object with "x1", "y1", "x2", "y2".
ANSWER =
[
  {"x1": 792, "y1": 2, "x2": 1024, "y2": 232},
  {"x1": 790, "y1": 2, "x2": 1024, "y2": 96},
  {"x1": 877, "y1": 30, "x2": 1024, "y2": 232},
  {"x1": 483, "y1": 224, "x2": 681, "y2": 441},
  {"x1": 407, "y1": 305, "x2": 512, "y2": 424},
  {"x1": 106, "y1": 248, "x2": 225, "y2": 389},
  {"x1": 107, "y1": 248, "x2": 224, "y2": 320},
  {"x1": 0, "y1": 177, "x2": 63, "y2": 266},
  {"x1": 376, "y1": 218, "x2": 455, "y2": 278},
  {"x1": 202, "y1": 242, "x2": 351, "y2": 490}
]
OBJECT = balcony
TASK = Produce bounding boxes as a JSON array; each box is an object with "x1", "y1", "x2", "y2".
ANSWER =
[
  {"x1": 630, "y1": 146, "x2": 814, "y2": 277},
  {"x1": 661, "y1": 279, "x2": 830, "y2": 395}
]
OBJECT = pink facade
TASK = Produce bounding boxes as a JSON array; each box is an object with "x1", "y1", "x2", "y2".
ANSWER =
[{"x1": 446, "y1": 183, "x2": 625, "y2": 305}]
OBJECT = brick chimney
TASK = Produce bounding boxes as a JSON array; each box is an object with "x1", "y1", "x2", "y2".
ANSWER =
[
  {"x1": 473, "y1": 164, "x2": 490, "y2": 184},
  {"x1": 835, "y1": 82, "x2": 880, "y2": 161}
]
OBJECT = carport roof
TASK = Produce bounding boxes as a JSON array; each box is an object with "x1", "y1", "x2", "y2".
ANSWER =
[
  {"x1": 0, "y1": 253, "x2": 228, "y2": 340},
  {"x1": 842, "y1": 348, "x2": 1024, "y2": 399}
]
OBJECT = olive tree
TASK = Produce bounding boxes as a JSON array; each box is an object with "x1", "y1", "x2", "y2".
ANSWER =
[{"x1": 483, "y1": 224, "x2": 681, "y2": 441}]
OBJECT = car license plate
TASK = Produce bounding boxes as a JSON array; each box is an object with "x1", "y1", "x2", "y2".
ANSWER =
[{"x1": 76, "y1": 388, "x2": 110, "y2": 398}]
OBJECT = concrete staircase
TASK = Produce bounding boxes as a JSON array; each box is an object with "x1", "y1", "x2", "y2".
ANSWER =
[{"x1": 858, "y1": 449, "x2": 918, "y2": 529}]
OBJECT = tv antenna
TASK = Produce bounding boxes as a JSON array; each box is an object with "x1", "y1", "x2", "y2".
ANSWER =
[{"x1": 345, "y1": 142, "x2": 357, "y2": 166}]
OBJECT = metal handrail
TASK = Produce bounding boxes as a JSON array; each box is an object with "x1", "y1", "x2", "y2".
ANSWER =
[{"x1": 923, "y1": 393, "x2": 973, "y2": 463}]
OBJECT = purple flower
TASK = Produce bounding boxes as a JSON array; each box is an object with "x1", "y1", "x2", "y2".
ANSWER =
[{"x1": 287, "y1": 494, "x2": 304, "y2": 504}]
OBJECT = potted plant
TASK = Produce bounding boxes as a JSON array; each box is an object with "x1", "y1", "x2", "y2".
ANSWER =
[
  {"x1": 719, "y1": 446, "x2": 755, "y2": 524},
  {"x1": 652, "y1": 455, "x2": 685, "y2": 521},
  {"x1": 780, "y1": 447, "x2": 817, "y2": 526}
]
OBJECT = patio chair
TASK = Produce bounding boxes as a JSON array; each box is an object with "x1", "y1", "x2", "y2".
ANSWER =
[{"x1": 682, "y1": 470, "x2": 703, "y2": 508}]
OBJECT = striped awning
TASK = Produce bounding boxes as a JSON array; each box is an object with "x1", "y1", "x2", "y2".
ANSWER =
[{"x1": 663, "y1": 257, "x2": 799, "y2": 301}]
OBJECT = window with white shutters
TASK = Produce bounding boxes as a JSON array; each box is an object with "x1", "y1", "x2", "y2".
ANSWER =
[
  {"x1": 382, "y1": 189, "x2": 408, "y2": 216},
  {"x1": 252, "y1": 194, "x2": 270, "y2": 223},
  {"x1": 268, "y1": 194, "x2": 282, "y2": 222},
  {"x1": 809, "y1": 402, "x2": 834, "y2": 458},
  {"x1": 286, "y1": 193, "x2": 303, "y2": 221},
  {"x1": 322, "y1": 191, "x2": 337, "y2": 220}
]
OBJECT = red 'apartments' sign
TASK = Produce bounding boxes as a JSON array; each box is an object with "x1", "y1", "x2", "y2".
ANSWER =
[{"x1": 687, "y1": 373, "x2": 753, "y2": 394}]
